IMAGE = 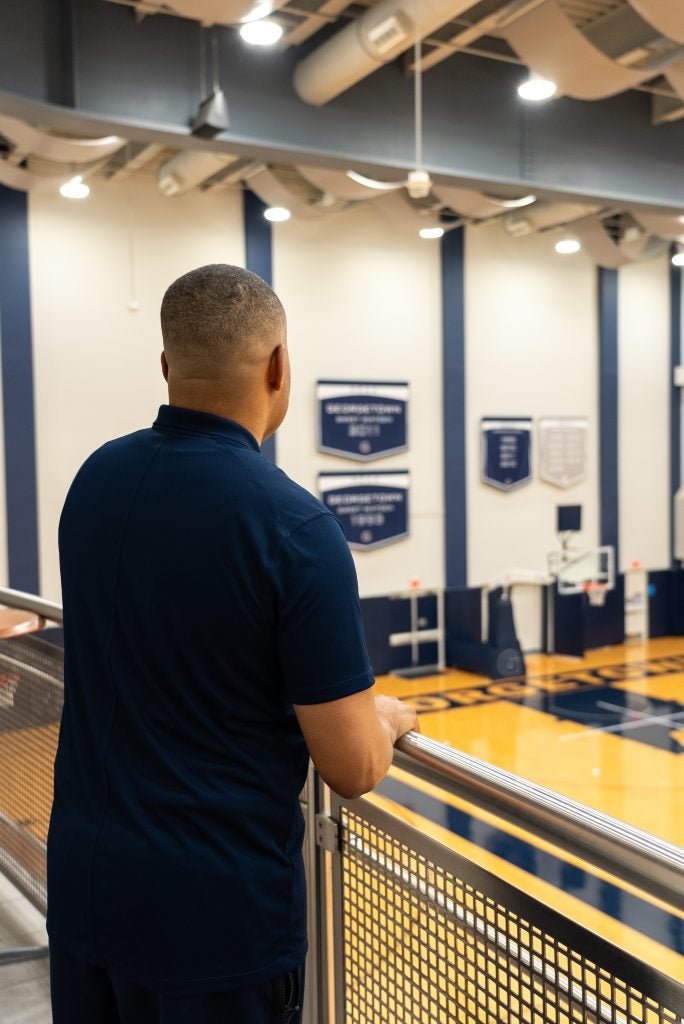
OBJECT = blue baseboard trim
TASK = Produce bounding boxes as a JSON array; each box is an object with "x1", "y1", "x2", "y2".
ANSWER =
[
  {"x1": 243, "y1": 189, "x2": 276, "y2": 465},
  {"x1": 0, "y1": 186, "x2": 40, "y2": 592}
]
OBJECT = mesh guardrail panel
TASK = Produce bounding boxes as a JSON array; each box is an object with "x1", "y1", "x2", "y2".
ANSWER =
[
  {"x1": 336, "y1": 802, "x2": 684, "y2": 1024},
  {"x1": 0, "y1": 634, "x2": 63, "y2": 915}
]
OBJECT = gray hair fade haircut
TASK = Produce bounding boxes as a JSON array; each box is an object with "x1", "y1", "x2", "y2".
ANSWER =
[{"x1": 160, "y1": 264, "x2": 285, "y2": 367}]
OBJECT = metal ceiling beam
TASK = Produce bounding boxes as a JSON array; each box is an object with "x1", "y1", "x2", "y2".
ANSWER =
[{"x1": 1, "y1": 0, "x2": 684, "y2": 210}]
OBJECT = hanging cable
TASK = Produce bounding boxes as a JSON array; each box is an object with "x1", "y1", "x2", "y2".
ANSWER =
[
  {"x1": 211, "y1": 27, "x2": 220, "y2": 94},
  {"x1": 414, "y1": 0, "x2": 423, "y2": 172}
]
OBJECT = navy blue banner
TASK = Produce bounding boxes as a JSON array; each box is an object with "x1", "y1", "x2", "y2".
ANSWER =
[
  {"x1": 319, "y1": 471, "x2": 409, "y2": 550},
  {"x1": 481, "y1": 419, "x2": 532, "y2": 491},
  {"x1": 317, "y1": 381, "x2": 408, "y2": 461}
]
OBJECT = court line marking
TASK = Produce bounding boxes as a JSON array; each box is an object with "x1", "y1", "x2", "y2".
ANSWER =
[{"x1": 559, "y1": 708, "x2": 684, "y2": 741}]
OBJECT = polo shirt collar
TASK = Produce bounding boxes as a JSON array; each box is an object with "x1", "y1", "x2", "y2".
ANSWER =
[{"x1": 153, "y1": 405, "x2": 260, "y2": 452}]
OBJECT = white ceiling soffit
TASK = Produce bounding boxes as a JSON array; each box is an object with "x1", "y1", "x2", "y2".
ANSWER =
[
  {"x1": 632, "y1": 211, "x2": 684, "y2": 242},
  {"x1": 294, "y1": 0, "x2": 480, "y2": 106},
  {"x1": 157, "y1": 150, "x2": 238, "y2": 196},
  {"x1": 503, "y1": 200, "x2": 601, "y2": 235},
  {"x1": 109, "y1": 0, "x2": 288, "y2": 25},
  {"x1": 571, "y1": 215, "x2": 635, "y2": 268},
  {"x1": 432, "y1": 183, "x2": 528, "y2": 219},
  {"x1": 0, "y1": 158, "x2": 74, "y2": 193},
  {"x1": 247, "y1": 167, "x2": 343, "y2": 217},
  {"x1": 505, "y1": 0, "x2": 648, "y2": 100},
  {"x1": 627, "y1": 0, "x2": 684, "y2": 44},
  {"x1": 295, "y1": 165, "x2": 397, "y2": 201},
  {"x1": 375, "y1": 190, "x2": 443, "y2": 229},
  {"x1": 0, "y1": 114, "x2": 125, "y2": 164},
  {"x1": 666, "y1": 57, "x2": 684, "y2": 99}
]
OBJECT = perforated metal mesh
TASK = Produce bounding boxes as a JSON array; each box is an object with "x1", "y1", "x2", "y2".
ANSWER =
[
  {"x1": 338, "y1": 805, "x2": 683, "y2": 1024},
  {"x1": 0, "y1": 635, "x2": 63, "y2": 914}
]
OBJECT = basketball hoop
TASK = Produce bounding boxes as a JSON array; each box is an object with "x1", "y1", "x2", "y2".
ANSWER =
[{"x1": 583, "y1": 582, "x2": 607, "y2": 607}]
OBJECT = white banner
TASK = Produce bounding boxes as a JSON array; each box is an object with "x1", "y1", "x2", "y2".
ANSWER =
[{"x1": 539, "y1": 417, "x2": 587, "y2": 488}]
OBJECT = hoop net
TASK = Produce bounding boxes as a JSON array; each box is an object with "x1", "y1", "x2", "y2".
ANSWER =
[{"x1": 583, "y1": 581, "x2": 607, "y2": 607}]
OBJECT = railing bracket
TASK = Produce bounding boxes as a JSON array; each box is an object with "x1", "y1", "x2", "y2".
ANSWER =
[{"x1": 315, "y1": 813, "x2": 339, "y2": 853}]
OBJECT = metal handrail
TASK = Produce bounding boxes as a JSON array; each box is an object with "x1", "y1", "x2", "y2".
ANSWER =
[
  {"x1": 0, "y1": 584, "x2": 680, "y2": 912},
  {"x1": 395, "y1": 732, "x2": 684, "y2": 913},
  {"x1": 0, "y1": 586, "x2": 63, "y2": 625}
]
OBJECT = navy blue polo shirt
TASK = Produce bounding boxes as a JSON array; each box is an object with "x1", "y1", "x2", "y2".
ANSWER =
[{"x1": 47, "y1": 404, "x2": 374, "y2": 994}]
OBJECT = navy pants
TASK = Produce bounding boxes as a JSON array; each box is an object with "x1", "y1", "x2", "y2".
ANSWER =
[{"x1": 50, "y1": 944, "x2": 305, "y2": 1024}]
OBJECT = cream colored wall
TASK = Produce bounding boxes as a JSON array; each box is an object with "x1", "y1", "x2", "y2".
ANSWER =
[
  {"x1": 272, "y1": 203, "x2": 444, "y2": 597},
  {"x1": 29, "y1": 178, "x2": 245, "y2": 601},
  {"x1": 465, "y1": 222, "x2": 600, "y2": 650},
  {"x1": 618, "y1": 255, "x2": 670, "y2": 573}
]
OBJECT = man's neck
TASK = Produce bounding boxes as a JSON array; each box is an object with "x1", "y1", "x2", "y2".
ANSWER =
[{"x1": 167, "y1": 387, "x2": 266, "y2": 445}]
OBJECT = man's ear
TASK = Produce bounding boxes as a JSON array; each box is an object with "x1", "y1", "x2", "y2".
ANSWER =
[
  {"x1": 267, "y1": 344, "x2": 285, "y2": 392},
  {"x1": 161, "y1": 351, "x2": 169, "y2": 382}
]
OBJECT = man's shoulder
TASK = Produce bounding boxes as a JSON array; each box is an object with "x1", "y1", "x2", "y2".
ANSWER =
[{"x1": 236, "y1": 450, "x2": 332, "y2": 536}]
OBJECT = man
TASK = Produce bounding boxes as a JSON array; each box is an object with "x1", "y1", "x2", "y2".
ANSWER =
[{"x1": 47, "y1": 264, "x2": 417, "y2": 1023}]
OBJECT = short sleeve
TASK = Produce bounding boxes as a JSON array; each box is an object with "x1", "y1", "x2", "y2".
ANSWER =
[{"x1": 277, "y1": 513, "x2": 375, "y2": 705}]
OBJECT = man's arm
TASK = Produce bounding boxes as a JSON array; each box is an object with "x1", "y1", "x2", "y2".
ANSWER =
[{"x1": 294, "y1": 689, "x2": 418, "y2": 799}]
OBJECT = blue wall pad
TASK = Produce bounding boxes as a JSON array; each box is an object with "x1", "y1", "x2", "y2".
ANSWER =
[
  {"x1": 598, "y1": 267, "x2": 619, "y2": 565},
  {"x1": 670, "y1": 250, "x2": 681, "y2": 566},
  {"x1": 441, "y1": 227, "x2": 467, "y2": 587},
  {"x1": 360, "y1": 595, "x2": 438, "y2": 676},
  {"x1": 0, "y1": 186, "x2": 40, "y2": 593},
  {"x1": 243, "y1": 189, "x2": 276, "y2": 464},
  {"x1": 584, "y1": 574, "x2": 625, "y2": 650},
  {"x1": 648, "y1": 568, "x2": 684, "y2": 637},
  {"x1": 553, "y1": 586, "x2": 585, "y2": 657},
  {"x1": 445, "y1": 586, "x2": 524, "y2": 679}
]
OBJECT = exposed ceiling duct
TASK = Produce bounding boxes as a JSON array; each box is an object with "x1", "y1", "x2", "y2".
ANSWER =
[
  {"x1": 247, "y1": 165, "x2": 355, "y2": 217},
  {"x1": 627, "y1": 0, "x2": 684, "y2": 44},
  {"x1": 157, "y1": 150, "x2": 239, "y2": 196},
  {"x1": 295, "y1": 165, "x2": 398, "y2": 201},
  {"x1": 294, "y1": 0, "x2": 481, "y2": 106}
]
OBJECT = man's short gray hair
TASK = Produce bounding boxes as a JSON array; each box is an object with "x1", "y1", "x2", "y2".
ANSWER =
[{"x1": 161, "y1": 264, "x2": 285, "y2": 367}]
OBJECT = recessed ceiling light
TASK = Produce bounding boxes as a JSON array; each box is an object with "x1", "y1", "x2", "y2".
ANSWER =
[
  {"x1": 678, "y1": 215, "x2": 684, "y2": 225},
  {"x1": 264, "y1": 206, "x2": 291, "y2": 222},
  {"x1": 419, "y1": 227, "x2": 444, "y2": 239},
  {"x1": 59, "y1": 175, "x2": 90, "y2": 199},
  {"x1": 555, "y1": 238, "x2": 581, "y2": 255},
  {"x1": 518, "y1": 76, "x2": 557, "y2": 102},
  {"x1": 672, "y1": 251, "x2": 684, "y2": 267},
  {"x1": 239, "y1": 19, "x2": 283, "y2": 45}
]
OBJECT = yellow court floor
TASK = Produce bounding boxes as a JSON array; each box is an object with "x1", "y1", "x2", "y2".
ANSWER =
[{"x1": 373, "y1": 636, "x2": 684, "y2": 983}]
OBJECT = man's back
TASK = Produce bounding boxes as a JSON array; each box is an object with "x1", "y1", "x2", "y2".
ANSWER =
[{"x1": 48, "y1": 404, "x2": 374, "y2": 993}]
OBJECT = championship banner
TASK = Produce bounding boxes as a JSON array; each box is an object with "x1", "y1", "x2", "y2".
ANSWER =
[
  {"x1": 539, "y1": 417, "x2": 587, "y2": 488},
  {"x1": 319, "y1": 471, "x2": 409, "y2": 550},
  {"x1": 317, "y1": 381, "x2": 408, "y2": 461},
  {"x1": 481, "y1": 418, "x2": 532, "y2": 492}
]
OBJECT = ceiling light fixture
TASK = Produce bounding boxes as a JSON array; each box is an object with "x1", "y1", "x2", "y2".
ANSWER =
[
  {"x1": 239, "y1": 19, "x2": 283, "y2": 45},
  {"x1": 59, "y1": 175, "x2": 90, "y2": 199},
  {"x1": 419, "y1": 226, "x2": 444, "y2": 239},
  {"x1": 264, "y1": 206, "x2": 291, "y2": 222},
  {"x1": 672, "y1": 249, "x2": 684, "y2": 267},
  {"x1": 555, "y1": 237, "x2": 581, "y2": 255},
  {"x1": 518, "y1": 75, "x2": 557, "y2": 102}
]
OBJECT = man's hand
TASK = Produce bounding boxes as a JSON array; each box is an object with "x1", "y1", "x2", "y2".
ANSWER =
[
  {"x1": 374, "y1": 695, "x2": 419, "y2": 747},
  {"x1": 294, "y1": 687, "x2": 419, "y2": 800}
]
